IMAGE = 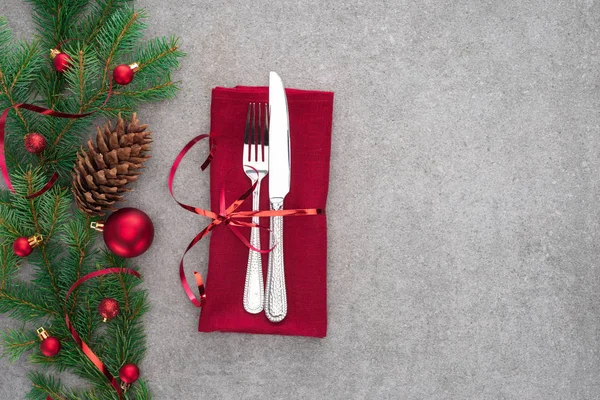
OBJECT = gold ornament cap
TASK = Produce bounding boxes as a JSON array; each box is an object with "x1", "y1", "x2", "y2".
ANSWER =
[
  {"x1": 36, "y1": 327, "x2": 49, "y2": 341},
  {"x1": 28, "y1": 234, "x2": 43, "y2": 248},
  {"x1": 120, "y1": 382, "x2": 131, "y2": 391},
  {"x1": 50, "y1": 48, "x2": 60, "y2": 59},
  {"x1": 90, "y1": 221, "x2": 105, "y2": 232},
  {"x1": 128, "y1": 62, "x2": 140, "y2": 72}
]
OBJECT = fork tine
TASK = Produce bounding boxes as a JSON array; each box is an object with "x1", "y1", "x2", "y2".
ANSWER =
[
  {"x1": 258, "y1": 102, "x2": 262, "y2": 146},
  {"x1": 257, "y1": 103, "x2": 263, "y2": 161},
  {"x1": 264, "y1": 103, "x2": 269, "y2": 145},
  {"x1": 253, "y1": 102, "x2": 258, "y2": 161},
  {"x1": 244, "y1": 103, "x2": 252, "y2": 162},
  {"x1": 262, "y1": 103, "x2": 269, "y2": 161}
]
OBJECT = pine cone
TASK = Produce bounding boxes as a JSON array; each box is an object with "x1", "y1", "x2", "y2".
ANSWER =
[{"x1": 72, "y1": 113, "x2": 152, "y2": 216}]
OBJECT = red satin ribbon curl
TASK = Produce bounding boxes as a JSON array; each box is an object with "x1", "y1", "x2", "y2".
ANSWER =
[
  {"x1": 65, "y1": 267, "x2": 141, "y2": 399},
  {"x1": 169, "y1": 134, "x2": 323, "y2": 308}
]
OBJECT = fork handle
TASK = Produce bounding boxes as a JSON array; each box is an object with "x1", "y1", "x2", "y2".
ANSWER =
[
  {"x1": 243, "y1": 179, "x2": 264, "y2": 314},
  {"x1": 265, "y1": 199, "x2": 287, "y2": 322}
]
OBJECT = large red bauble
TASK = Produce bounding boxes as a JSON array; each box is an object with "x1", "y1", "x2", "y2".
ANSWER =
[
  {"x1": 119, "y1": 363, "x2": 140, "y2": 384},
  {"x1": 24, "y1": 132, "x2": 47, "y2": 154},
  {"x1": 53, "y1": 52, "x2": 71, "y2": 73},
  {"x1": 103, "y1": 208, "x2": 154, "y2": 258},
  {"x1": 13, "y1": 236, "x2": 33, "y2": 257},
  {"x1": 113, "y1": 64, "x2": 135, "y2": 85},
  {"x1": 40, "y1": 336, "x2": 61, "y2": 357}
]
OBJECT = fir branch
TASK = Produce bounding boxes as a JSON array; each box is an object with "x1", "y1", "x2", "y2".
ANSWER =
[
  {"x1": 0, "y1": 243, "x2": 19, "y2": 289},
  {"x1": 62, "y1": 46, "x2": 103, "y2": 112},
  {"x1": 27, "y1": 370, "x2": 79, "y2": 400},
  {"x1": 7, "y1": 40, "x2": 44, "y2": 101},
  {"x1": 1, "y1": 328, "x2": 38, "y2": 362},
  {"x1": 0, "y1": 16, "x2": 13, "y2": 93},
  {"x1": 20, "y1": 171, "x2": 64, "y2": 308},
  {"x1": 0, "y1": 283, "x2": 58, "y2": 320},
  {"x1": 59, "y1": 211, "x2": 96, "y2": 315},
  {"x1": 96, "y1": 8, "x2": 146, "y2": 73},
  {"x1": 37, "y1": 186, "x2": 71, "y2": 240},
  {"x1": 131, "y1": 378, "x2": 150, "y2": 400},
  {"x1": 81, "y1": 0, "x2": 133, "y2": 45},
  {"x1": 25, "y1": 0, "x2": 89, "y2": 49},
  {"x1": 0, "y1": 16, "x2": 12, "y2": 56},
  {"x1": 0, "y1": 190, "x2": 13, "y2": 208},
  {"x1": 49, "y1": 90, "x2": 98, "y2": 148},
  {"x1": 0, "y1": 207, "x2": 24, "y2": 237},
  {"x1": 135, "y1": 35, "x2": 184, "y2": 74},
  {"x1": 112, "y1": 80, "x2": 177, "y2": 100}
]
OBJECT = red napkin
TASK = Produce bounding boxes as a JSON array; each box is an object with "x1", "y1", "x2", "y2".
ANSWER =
[{"x1": 197, "y1": 86, "x2": 334, "y2": 338}]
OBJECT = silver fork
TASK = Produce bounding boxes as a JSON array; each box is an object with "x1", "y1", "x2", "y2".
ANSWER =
[{"x1": 243, "y1": 103, "x2": 269, "y2": 314}]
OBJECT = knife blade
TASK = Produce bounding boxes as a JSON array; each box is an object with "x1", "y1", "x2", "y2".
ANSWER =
[{"x1": 265, "y1": 71, "x2": 290, "y2": 322}]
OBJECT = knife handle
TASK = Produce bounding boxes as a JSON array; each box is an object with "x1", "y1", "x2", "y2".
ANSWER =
[
  {"x1": 243, "y1": 180, "x2": 264, "y2": 314},
  {"x1": 265, "y1": 200, "x2": 287, "y2": 322}
]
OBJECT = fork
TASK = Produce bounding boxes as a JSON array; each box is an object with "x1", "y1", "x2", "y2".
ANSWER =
[{"x1": 242, "y1": 103, "x2": 269, "y2": 314}]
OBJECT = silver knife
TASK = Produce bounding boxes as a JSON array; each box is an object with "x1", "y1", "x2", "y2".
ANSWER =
[{"x1": 265, "y1": 72, "x2": 290, "y2": 323}]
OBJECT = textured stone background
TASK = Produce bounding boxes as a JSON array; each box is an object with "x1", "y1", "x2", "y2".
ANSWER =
[{"x1": 1, "y1": 0, "x2": 600, "y2": 399}]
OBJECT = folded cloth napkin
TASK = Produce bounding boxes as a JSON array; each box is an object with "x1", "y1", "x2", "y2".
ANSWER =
[{"x1": 198, "y1": 86, "x2": 334, "y2": 338}]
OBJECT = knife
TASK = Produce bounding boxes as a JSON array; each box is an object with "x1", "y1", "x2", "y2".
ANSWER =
[{"x1": 265, "y1": 71, "x2": 290, "y2": 323}]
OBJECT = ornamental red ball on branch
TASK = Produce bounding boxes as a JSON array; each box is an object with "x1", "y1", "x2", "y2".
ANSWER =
[
  {"x1": 13, "y1": 234, "x2": 43, "y2": 257},
  {"x1": 91, "y1": 207, "x2": 154, "y2": 258},
  {"x1": 24, "y1": 132, "x2": 47, "y2": 154},
  {"x1": 37, "y1": 327, "x2": 61, "y2": 357},
  {"x1": 119, "y1": 363, "x2": 140, "y2": 391},
  {"x1": 113, "y1": 63, "x2": 139, "y2": 85},
  {"x1": 50, "y1": 48, "x2": 71, "y2": 73},
  {"x1": 98, "y1": 298, "x2": 120, "y2": 322}
]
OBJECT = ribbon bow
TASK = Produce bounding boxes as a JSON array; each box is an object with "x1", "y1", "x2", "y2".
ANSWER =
[{"x1": 168, "y1": 134, "x2": 323, "y2": 308}]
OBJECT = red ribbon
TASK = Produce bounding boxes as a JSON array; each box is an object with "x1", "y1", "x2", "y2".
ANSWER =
[
  {"x1": 25, "y1": 168, "x2": 59, "y2": 199},
  {"x1": 169, "y1": 134, "x2": 323, "y2": 308},
  {"x1": 65, "y1": 267, "x2": 140, "y2": 399}
]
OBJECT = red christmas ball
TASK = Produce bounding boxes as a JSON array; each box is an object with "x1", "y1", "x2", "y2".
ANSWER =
[
  {"x1": 40, "y1": 336, "x2": 61, "y2": 357},
  {"x1": 24, "y1": 132, "x2": 47, "y2": 154},
  {"x1": 113, "y1": 64, "x2": 135, "y2": 85},
  {"x1": 103, "y1": 208, "x2": 154, "y2": 258},
  {"x1": 13, "y1": 236, "x2": 33, "y2": 257},
  {"x1": 53, "y1": 52, "x2": 71, "y2": 73},
  {"x1": 119, "y1": 363, "x2": 140, "y2": 384},
  {"x1": 98, "y1": 298, "x2": 120, "y2": 321},
  {"x1": 46, "y1": 396, "x2": 52, "y2": 400}
]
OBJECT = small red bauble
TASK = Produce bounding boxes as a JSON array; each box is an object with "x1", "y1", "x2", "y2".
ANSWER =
[
  {"x1": 98, "y1": 298, "x2": 120, "y2": 322},
  {"x1": 24, "y1": 132, "x2": 47, "y2": 154},
  {"x1": 50, "y1": 49, "x2": 71, "y2": 73},
  {"x1": 113, "y1": 63, "x2": 139, "y2": 85},
  {"x1": 92, "y1": 208, "x2": 154, "y2": 258},
  {"x1": 37, "y1": 327, "x2": 61, "y2": 357},
  {"x1": 13, "y1": 237, "x2": 33, "y2": 257},
  {"x1": 13, "y1": 234, "x2": 43, "y2": 257},
  {"x1": 119, "y1": 363, "x2": 140, "y2": 384},
  {"x1": 40, "y1": 336, "x2": 60, "y2": 357}
]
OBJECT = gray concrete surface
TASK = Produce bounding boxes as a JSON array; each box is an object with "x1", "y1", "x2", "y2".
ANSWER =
[{"x1": 1, "y1": 0, "x2": 600, "y2": 399}]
